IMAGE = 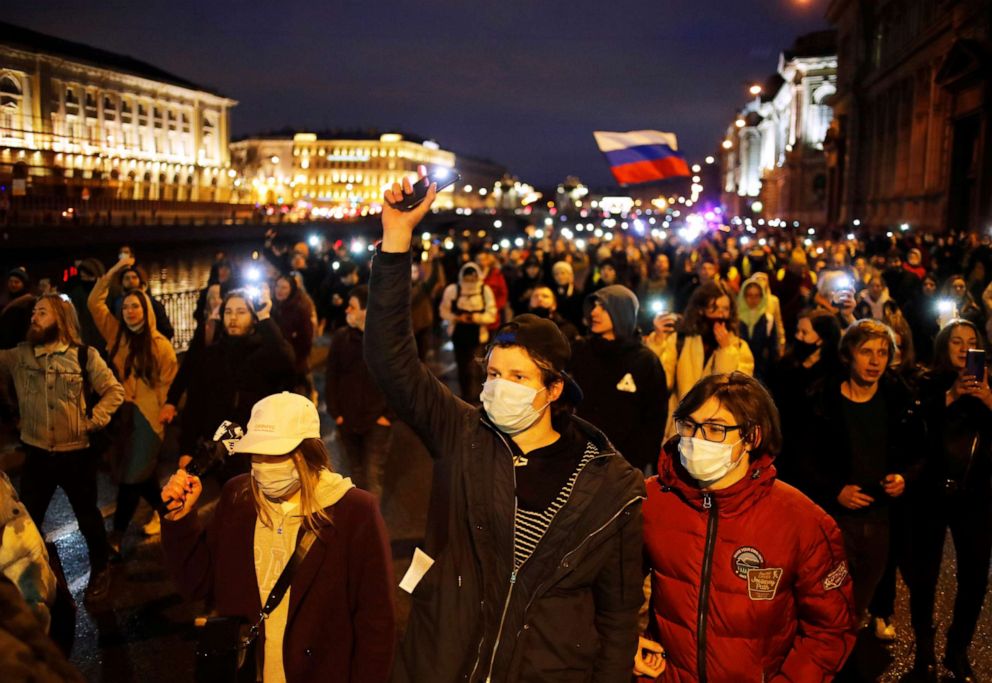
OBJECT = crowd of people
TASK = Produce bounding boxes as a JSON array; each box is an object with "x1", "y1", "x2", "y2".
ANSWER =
[{"x1": 0, "y1": 172, "x2": 991, "y2": 682}]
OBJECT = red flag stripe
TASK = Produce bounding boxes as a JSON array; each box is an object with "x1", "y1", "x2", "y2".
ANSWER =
[{"x1": 610, "y1": 157, "x2": 691, "y2": 185}]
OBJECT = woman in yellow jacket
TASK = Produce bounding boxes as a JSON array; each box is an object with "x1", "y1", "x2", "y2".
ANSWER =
[
  {"x1": 660, "y1": 281, "x2": 754, "y2": 440},
  {"x1": 88, "y1": 255, "x2": 177, "y2": 557}
]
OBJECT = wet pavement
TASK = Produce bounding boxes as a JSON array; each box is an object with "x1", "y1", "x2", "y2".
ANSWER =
[{"x1": 4, "y1": 344, "x2": 991, "y2": 682}]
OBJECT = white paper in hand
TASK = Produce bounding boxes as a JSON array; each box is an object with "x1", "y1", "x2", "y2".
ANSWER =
[{"x1": 399, "y1": 548, "x2": 435, "y2": 594}]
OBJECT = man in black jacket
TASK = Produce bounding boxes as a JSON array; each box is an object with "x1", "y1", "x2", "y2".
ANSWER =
[
  {"x1": 326, "y1": 285, "x2": 394, "y2": 500},
  {"x1": 169, "y1": 289, "x2": 296, "y2": 479},
  {"x1": 366, "y1": 173, "x2": 645, "y2": 683},
  {"x1": 568, "y1": 285, "x2": 668, "y2": 473},
  {"x1": 799, "y1": 319, "x2": 923, "y2": 625}
]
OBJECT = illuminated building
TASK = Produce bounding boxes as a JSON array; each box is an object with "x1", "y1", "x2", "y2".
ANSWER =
[
  {"x1": 721, "y1": 31, "x2": 837, "y2": 224},
  {"x1": 825, "y1": 0, "x2": 991, "y2": 232},
  {"x1": 0, "y1": 21, "x2": 236, "y2": 203},
  {"x1": 231, "y1": 131, "x2": 456, "y2": 217}
]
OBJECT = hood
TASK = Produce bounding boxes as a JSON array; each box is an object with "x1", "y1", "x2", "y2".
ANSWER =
[
  {"x1": 585, "y1": 284, "x2": 639, "y2": 339},
  {"x1": 314, "y1": 468, "x2": 355, "y2": 508},
  {"x1": 657, "y1": 437, "x2": 776, "y2": 517},
  {"x1": 737, "y1": 274, "x2": 770, "y2": 335},
  {"x1": 458, "y1": 262, "x2": 483, "y2": 285}
]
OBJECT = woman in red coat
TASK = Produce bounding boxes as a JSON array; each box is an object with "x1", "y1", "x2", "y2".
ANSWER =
[{"x1": 637, "y1": 372, "x2": 856, "y2": 682}]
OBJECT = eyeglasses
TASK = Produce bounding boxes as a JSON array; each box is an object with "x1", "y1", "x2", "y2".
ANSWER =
[{"x1": 675, "y1": 417, "x2": 744, "y2": 443}]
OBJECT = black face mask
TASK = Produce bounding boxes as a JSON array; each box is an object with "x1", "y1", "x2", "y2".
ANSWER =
[
  {"x1": 530, "y1": 306, "x2": 552, "y2": 319},
  {"x1": 793, "y1": 339, "x2": 820, "y2": 361}
]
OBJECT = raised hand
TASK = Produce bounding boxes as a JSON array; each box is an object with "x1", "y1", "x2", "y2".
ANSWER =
[{"x1": 381, "y1": 165, "x2": 437, "y2": 253}]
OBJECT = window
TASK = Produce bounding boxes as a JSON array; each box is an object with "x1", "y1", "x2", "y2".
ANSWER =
[
  {"x1": 0, "y1": 75, "x2": 22, "y2": 138},
  {"x1": 65, "y1": 88, "x2": 80, "y2": 115},
  {"x1": 153, "y1": 107, "x2": 163, "y2": 129},
  {"x1": 85, "y1": 92, "x2": 97, "y2": 118},
  {"x1": 167, "y1": 109, "x2": 176, "y2": 131},
  {"x1": 103, "y1": 95, "x2": 117, "y2": 121},
  {"x1": 201, "y1": 114, "x2": 216, "y2": 159},
  {"x1": 138, "y1": 103, "x2": 148, "y2": 126},
  {"x1": 0, "y1": 75, "x2": 21, "y2": 108},
  {"x1": 181, "y1": 112, "x2": 190, "y2": 133},
  {"x1": 121, "y1": 99, "x2": 133, "y2": 124}
]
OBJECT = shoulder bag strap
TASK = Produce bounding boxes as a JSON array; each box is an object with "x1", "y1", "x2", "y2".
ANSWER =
[
  {"x1": 260, "y1": 529, "x2": 318, "y2": 617},
  {"x1": 77, "y1": 345, "x2": 92, "y2": 417}
]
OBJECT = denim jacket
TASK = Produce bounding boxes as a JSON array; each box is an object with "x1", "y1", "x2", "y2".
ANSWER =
[{"x1": 0, "y1": 342, "x2": 124, "y2": 452}]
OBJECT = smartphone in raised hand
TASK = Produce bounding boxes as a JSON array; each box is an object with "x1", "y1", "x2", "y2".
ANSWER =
[
  {"x1": 965, "y1": 348, "x2": 986, "y2": 380},
  {"x1": 388, "y1": 171, "x2": 461, "y2": 212}
]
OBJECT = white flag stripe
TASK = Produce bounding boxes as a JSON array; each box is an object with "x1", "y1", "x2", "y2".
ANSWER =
[{"x1": 593, "y1": 130, "x2": 680, "y2": 153}]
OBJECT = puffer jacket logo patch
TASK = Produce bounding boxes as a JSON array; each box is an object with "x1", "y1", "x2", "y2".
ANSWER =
[
  {"x1": 823, "y1": 561, "x2": 849, "y2": 591},
  {"x1": 732, "y1": 546, "x2": 765, "y2": 579},
  {"x1": 616, "y1": 373, "x2": 637, "y2": 393},
  {"x1": 747, "y1": 568, "x2": 783, "y2": 600}
]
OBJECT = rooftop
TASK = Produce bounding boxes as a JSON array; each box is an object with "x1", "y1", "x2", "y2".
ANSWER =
[
  {"x1": 784, "y1": 29, "x2": 838, "y2": 60},
  {"x1": 0, "y1": 21, "x2": 226, "y2": 97},
  {"x1": 233, "y1": 127, "x2": 429, "y2": 144}
]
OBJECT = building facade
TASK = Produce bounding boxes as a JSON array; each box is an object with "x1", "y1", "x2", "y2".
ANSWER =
[
  {"x1": 825, "y1": 0, "x2": 992, "y2": 233},
  {"x1": 721, "y1": 31, "x2": 837, "y2": 225},
  {"x1": 0, "y1": 21, "x2": 236, "y2": 204},
  {"x1": 231, "y1": 131, "x2": 456, "y2": 217},
  {"x1": 230, "y1": 130, "x2": 526, "y2": 216}
]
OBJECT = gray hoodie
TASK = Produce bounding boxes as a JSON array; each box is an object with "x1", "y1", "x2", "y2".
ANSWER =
[{"x1": 586, "y1": 285, "x2": 640, "y2": 339}]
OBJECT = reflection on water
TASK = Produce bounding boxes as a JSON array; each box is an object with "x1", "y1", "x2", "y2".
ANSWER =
[{"x1": 143, "y1": 246, "x2": 260, "y2": 297}]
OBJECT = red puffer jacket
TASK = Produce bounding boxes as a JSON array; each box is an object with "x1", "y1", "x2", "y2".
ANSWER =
[{"x1": 642, "y1": 441, "x2": 856, "y2": 682}]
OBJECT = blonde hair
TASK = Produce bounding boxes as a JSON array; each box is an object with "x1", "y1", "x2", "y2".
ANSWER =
[
  {"x1": 35, "y1": 294, "x2": 83, "y2": 347},
  {"x1": 249, "y1": 438, "x2": 333, "y2": 533}
]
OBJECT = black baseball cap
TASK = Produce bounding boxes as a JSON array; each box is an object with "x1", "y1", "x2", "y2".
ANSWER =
[{"x1": 491, "y1": 314, "x2": 584, "y2": 405}]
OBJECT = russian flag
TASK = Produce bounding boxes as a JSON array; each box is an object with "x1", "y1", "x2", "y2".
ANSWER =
[{"x1": 594, "y1": 130, "x2": 691, "y2": 185}]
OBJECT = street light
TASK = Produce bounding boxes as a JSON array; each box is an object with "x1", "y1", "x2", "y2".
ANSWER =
[
  {"x1": 705, "y1": 156, "x2": 715, "y2": 165},
  {"x1": 722, "y1": 140, "x2": 733, "y2": 150},
  {"x1": 749, "y1": 84, "x2": 763, "y2": 97}
]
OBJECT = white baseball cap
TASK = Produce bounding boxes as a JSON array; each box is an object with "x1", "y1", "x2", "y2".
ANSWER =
[{"x1": 233, "y1": 392, "x2": 321, "y2": 456}]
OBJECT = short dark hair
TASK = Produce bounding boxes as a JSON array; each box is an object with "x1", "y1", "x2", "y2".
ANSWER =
[
  {"x1": 672, "y1": 372, "x2": 782, "y2": 456},
  {"x1": 838, "y1": 318, "x2": 896, "y2": 368},
  {"x1": 348, "y1": 284, "x2": 369, "y2": 309}
]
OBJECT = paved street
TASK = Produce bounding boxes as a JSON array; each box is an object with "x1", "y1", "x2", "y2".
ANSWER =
[{"x1": 3, "y1": 348, "x2": 991, "y2": 682}]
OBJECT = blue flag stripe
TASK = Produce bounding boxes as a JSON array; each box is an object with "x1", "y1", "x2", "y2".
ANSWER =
[{"x1": 603, "y1": 144, "x2": 684, "y2": 168}]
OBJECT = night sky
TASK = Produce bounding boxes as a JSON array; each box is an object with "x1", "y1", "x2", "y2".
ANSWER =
[{"x1": 9, "y1": 1, "x2": 828, "y2": 187}]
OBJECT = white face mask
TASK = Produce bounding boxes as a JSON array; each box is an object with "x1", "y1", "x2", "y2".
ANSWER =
[
  {"x1": 678, "y1": 436, "x2": 745, "y2": 486},
  {"x1": 480, "y1": 378, "x2": 549, "y2": 435},
  {"x1": 252, "y1": 459, "x2": 301, "y2": 499}
]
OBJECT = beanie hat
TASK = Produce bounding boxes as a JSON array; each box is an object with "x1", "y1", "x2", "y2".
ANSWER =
[{"x1": 7, "y1": 268, "x2": 28, "y2": 286}]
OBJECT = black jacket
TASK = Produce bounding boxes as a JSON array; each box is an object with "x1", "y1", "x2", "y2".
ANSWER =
[
  {"x1": 568, "y1": 336, "x2": 668, "y2": 471},
  {"x1": 916, "y1": 370, "x2": 992, "y2": 495},
  {"x1": 365, "y1": 249, "x2": 645, "y2": 683},
  {"x1": 799, "y1": 373, "x2": 924, "y2": 517},
  {"x1": 174, "y1": 318, "x2": 296, "y2": 453},
  {"x1": 325, "y1": 325, "x2": 393, "y2": 433}
]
